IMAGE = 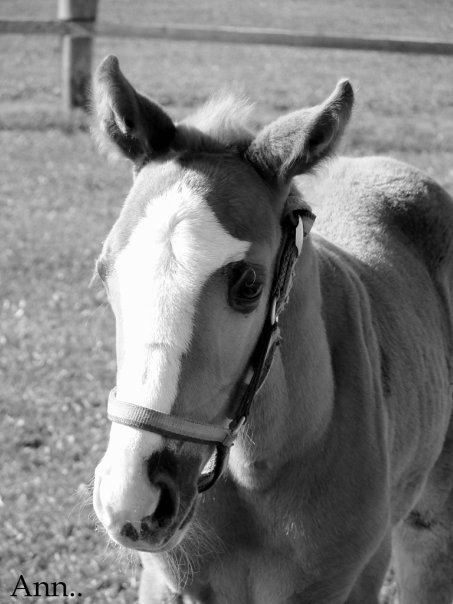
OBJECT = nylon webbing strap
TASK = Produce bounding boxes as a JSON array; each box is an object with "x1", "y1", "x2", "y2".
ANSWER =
[{"x1": 108, "y1": 389, "x2": 237, "y2": 446}]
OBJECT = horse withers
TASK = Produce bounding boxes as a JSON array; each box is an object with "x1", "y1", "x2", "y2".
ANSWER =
[{"x1": 91, "y1": 55, "x2": 453, "y2": 603}]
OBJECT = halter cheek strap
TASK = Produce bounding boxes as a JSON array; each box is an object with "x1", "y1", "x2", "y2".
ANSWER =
[{"x1": 106, "y1": 207, "x2": 316, "y2": 492}]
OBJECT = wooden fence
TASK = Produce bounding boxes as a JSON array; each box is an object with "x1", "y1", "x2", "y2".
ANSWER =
[{"x1": 1, "y1": 0, "x2": 453, "y2": 111}]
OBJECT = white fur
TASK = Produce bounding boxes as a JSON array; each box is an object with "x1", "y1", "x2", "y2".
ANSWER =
[{"x1": 109, "y1": 174, "x2": 250, "y2": 413}]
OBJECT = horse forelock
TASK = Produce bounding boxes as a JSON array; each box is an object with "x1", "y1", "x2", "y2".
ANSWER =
[{"x1": 175, "y1": 94, "x2": 255, "y2": 153}]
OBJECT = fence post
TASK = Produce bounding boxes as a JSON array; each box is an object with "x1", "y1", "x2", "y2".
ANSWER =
[{"x1": 58, "y1": 0, "x2": 98, "y2": 111}]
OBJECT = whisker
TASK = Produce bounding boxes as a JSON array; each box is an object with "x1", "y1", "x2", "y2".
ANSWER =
[{"x1": 162, "y1": 509, "x2": 226, "y2": 592}]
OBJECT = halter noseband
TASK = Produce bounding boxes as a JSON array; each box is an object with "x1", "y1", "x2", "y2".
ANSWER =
[{"x1": 107, "y1": 206, "x2": 316, "y2": 492}]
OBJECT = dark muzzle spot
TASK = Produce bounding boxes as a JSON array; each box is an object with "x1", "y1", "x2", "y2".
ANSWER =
[
  {"x1": 140, "y1": 480, "x2": 178, "y2": 541},
  {"x1": 154, "y1": 481, "x2": 177, "y2": 528},
  {"x1": 147, "y1": 449, "x2": 178, "y2": 482},
  {"x1": 407, "y1": 509, "x2": 436, "y2": 530},
  {"x1": 120, "y1": 521, "x2": 139, "y2": 541}
]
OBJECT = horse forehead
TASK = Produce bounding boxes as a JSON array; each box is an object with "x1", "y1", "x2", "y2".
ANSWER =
[
  {"x1": 109, "y1": 163, "x2": 253, "y2": 292},
  {"x1": 181, "y1": 156, "x2": 278, "y2": 243},
  {"x1": 107, "y1": 157, "x2": 275, "y2": 257}
]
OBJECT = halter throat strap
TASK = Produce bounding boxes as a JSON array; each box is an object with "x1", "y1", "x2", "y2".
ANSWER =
[{"x1": 107, "y1": 206, "x2": 315, "y2": 490}]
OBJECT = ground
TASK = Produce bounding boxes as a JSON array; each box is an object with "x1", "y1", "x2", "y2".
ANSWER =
[{"x1": 1, "y1": 1, "x2": 452, "y2": 602}]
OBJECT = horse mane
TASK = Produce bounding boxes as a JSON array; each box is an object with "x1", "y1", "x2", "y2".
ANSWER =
[{"x1": 174, "y1": 93, "x2": 256, "y2": 153}]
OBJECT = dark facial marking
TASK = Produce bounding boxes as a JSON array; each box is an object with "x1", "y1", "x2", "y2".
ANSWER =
[
  {"x1": 120, "y1": 521, "x2": 139, "y2": 541},
  {"x1": 179, "y1": 153, "x2": 277, "y2": 244},
  {"x1": 406, "y1": 509, "x2": 436, "y2": 530}
]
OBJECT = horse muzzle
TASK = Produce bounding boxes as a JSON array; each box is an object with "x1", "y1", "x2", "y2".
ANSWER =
[{"x1": 93, "y1": 441, "x2": 199, "y2": 552}]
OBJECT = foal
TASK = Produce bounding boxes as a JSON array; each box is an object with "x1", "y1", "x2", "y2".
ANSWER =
[{"x1": 92, "y1": 55, "x2": 453, "y2": 603}]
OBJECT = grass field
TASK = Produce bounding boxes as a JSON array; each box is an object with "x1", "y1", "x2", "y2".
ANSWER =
[{"x1": 1, "y1": 1, "x2": 453, "y2": 602}]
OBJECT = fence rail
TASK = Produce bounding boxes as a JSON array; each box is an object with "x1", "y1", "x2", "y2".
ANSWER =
[
  {"x1": 1, "y1": 2, "x2": 453, "y2": 111},
  {"x1": 3, "y1": 19, "x2": 453, "y2": 56},
  {"x1": 0, "y1": 19, "x2": 92, "y2": 36}
]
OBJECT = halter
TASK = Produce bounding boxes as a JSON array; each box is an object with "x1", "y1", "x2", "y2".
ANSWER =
[{"x1": 107, "y1": 205, "x2": 316, "y2": 492}]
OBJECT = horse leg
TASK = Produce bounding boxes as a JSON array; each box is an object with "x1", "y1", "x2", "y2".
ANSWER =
[{"x1": 392, "y1": 437, "x2": 453, "y2": 604}]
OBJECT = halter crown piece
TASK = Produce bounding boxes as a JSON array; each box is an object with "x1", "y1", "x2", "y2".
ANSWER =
[{"x1": 107, "y1": 205, "x2": 316, "y2": 492}]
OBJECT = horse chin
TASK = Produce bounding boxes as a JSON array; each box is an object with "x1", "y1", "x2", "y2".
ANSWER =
[{"x1": 121, "y1": 525, "x2": 189, "y2": 554}]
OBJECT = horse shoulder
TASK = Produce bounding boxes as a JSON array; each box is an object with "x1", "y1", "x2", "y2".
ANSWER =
[
  {"x1": 302, "y1": 155, "x2": 453, "y2": 374},
  {"x1": 306, "y1": 156, "x2": 453, "y2": 518}
]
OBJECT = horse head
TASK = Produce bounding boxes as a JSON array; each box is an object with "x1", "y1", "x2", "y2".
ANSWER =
[{"x1": 92, "y1": 55, "x2": 353, "y2": 552}]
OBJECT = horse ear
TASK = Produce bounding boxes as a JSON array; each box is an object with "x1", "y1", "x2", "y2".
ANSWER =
[
  {"x1": 92, "y1": 55, "x2": 176, "y2": 162},
  {"x1": 245, "y1": 80, "x2": 353, "y2": 183}
]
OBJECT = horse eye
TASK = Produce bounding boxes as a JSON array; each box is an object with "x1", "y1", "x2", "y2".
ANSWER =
[{"x1": 228, "y1": 263, "x2": 264, "y2": 313}]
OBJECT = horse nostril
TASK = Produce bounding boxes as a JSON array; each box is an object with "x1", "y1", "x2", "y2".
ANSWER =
[
  {"x1": 140, "y1": 450, "x2": 179, "y2": 540},
  {"x1": 140, "y1": 479, "x2": 178, "y2": 540},
  {"x1": 154, "y1": 480, "x2": 177, "y2": 527}
]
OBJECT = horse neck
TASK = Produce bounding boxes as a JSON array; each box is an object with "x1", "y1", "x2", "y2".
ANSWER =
[{"x1": 230, "y1": 237, "x2": 335, "y2": 476}]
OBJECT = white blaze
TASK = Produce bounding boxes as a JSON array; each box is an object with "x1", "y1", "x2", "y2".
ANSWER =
[{"x1": 109, "y1": 178, "x2": 250, "y2": 413}]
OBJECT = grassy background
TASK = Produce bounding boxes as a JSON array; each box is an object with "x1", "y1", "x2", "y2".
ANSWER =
[{"x1": 1, "y1": 1, "x2": 453, "y2": 602}]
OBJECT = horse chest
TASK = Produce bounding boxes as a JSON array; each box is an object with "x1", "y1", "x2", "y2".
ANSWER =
[{"x1": 185, "y1": 542, "x2": 310, "y2": 604}]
